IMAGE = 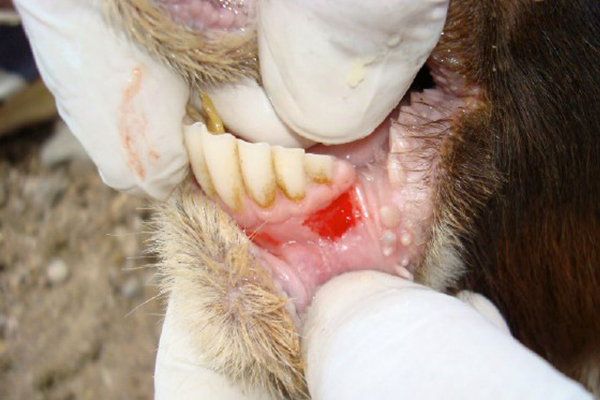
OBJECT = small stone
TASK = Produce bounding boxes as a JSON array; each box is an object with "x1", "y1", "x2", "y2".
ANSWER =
[
  {"x1": 8, "y1": 271, "x2": 26, "y2": 291},
  {"x1": 0, "y1": 314, "x2": 7, "y2": 336},
  {"x1": 46, "y1": 258, "x2": 69, "y2": 285},
  {"x1": 120, "y1": 276, "x2": 142, "y2": 299},
  {"x1": 0, "y1": 181, "x2": 6, "y2": 207}
]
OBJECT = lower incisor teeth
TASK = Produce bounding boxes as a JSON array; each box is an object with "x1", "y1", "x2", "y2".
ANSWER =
[
  {"x1": 304, "y1": 153, "x2": 334, "y2": 184},
  {"x1": 238, "y1": 140, "x2": 277, "y2": 208},
  {"x1": 185, "y1": 122, "x2": 335, "y2": 208},
  {"x1": 183, "y1": 123, "x2": 216, "y2": 197},
  {"x1": 273, "y1": 146, "x2": 307, "y2": 201},
  {"x1": 201, "y1": 131, "x2": 244, "y2": 211}
]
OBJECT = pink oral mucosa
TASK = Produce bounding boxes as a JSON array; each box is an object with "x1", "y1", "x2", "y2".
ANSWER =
[
  {"x1": 203, "y1": 86, "x2": 466, "y2": 313},
  {"x1": 158, "y1": 0, "x2": 254, "y2": 31}
]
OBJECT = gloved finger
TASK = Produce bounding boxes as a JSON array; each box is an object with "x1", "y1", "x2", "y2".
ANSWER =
[
  {"x1": 14, "y1": 0, "x2": 190, "y2": 200},
  {"x1": 456, "y1": 290, "x2": 511, "y2": 334},
  {"x1": 302, "y1": 271, "x2": 592, "y2": 400},
  {"x1": 155, "y1": 294, "x2": 273, "y2": 400}
]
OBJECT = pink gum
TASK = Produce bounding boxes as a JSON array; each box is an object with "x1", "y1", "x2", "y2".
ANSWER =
[{"x1": 235, "y1": 161, "x2": 432, "y2": 312}]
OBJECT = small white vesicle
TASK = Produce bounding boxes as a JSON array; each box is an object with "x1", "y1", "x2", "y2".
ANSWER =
[
  {"x1": 400, "y1": 231, "x2": 413, "y2": 247},
  {"x1": 380, "y1": 205, "x2": 402, "y2": 229},
  {"x1": 381, "y1": 230, "x2": 397, "y2": 257}
]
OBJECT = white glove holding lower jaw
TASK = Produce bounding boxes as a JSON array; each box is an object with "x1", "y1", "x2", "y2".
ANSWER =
[
  {"x1": 156, "y1": 270, "x2": 593, "y2": 400},
  {"x1": 14, "y1": 0, "x2": 189, "y2": 200}
]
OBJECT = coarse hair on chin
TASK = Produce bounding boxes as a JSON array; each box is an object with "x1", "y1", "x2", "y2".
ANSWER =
[{"x1": 147, "y1": 180, "x2": 308, "y2": 399}]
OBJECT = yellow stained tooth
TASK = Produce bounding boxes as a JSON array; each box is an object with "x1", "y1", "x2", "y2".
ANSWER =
[
  {"x1": 183, "y1": 123, "x2": 216, "y2": 197},
  {"x1": 201, "y1": 131, "x2": 244, "y2": 211},
  {"x1": 273, "y1": 146, "x2": 307, "y2": 201},
  {"x1": 304, "y1": 153, "x2": 334, "y2": 184},
  {"x1": 238, "y1": 140, "x2": 277, "y2": 208},
  {"x1": 199, "y1": 92, "x2": 225, "y2": 134}
]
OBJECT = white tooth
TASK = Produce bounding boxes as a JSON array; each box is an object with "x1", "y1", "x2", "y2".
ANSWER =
[
  {"x1": 237, "y1": 140, "x2": 277, "y2": 208},
  {"x1": 201, "y1": 131, "x2": 244, "y2": 211},
  {"x1": 304, "y1": 153, "x2": 334, "y2": 184},
  {"x1": 183, "y1": 123, "x2": 216, "y2": 197},
  {"x1": 272, "y1": 146, "x2": 307, "y2": 201},
  {"x1": 259, "y1": 0, "x2": 449, "y2": 144},
  {"x1": 203, "y1": 78, "x2": 314, "y2": 148}
]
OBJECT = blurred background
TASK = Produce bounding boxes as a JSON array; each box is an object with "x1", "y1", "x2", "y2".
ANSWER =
[{"x1": 1, "y1": 3, "x2": 161, "y2": 399}]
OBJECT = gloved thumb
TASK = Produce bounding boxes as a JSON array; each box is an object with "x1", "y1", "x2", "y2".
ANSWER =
[{"x1": 302, "y1": 271, "x2": 592, "y2": 400}]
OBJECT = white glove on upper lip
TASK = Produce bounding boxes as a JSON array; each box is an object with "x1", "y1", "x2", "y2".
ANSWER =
[{"x1": 14, "y1": 0, "x2": 190, "y2": 200}]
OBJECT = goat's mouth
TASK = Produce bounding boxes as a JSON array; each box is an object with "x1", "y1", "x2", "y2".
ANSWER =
[
  {"x1": 149, "y1": 0, "x2": 472, "y2": 316},
  {"x1": 167, "y1": 0, "x2": 484, "y2": 315},
  {"x1": 137, "y1": 0, "x2": 482, "y2": 315},
  {"x1": 184, "y1": 56, "x2": 480, "y2": 314}
]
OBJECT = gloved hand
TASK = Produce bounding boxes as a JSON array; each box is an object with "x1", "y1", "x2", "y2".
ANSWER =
[
  {"x1": 156, "y1": 270, "x2": 593, "y2": 400},
  {"x1": 14, "y1": 0, "x2": 189, "y2": 200}
]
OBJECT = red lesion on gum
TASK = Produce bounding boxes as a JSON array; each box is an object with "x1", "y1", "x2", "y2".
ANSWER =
[{"x1": 303, "y1": 189, "x2": 361, "y2": 241}]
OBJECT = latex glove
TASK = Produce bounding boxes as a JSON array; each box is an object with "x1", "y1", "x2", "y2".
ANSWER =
[
  {"x1": 303, "y1": 271, "x2": 593, "y2": 400},
  {"x1": 155, "y1": 293, "x2": 274, "y2": 400},
  {"x1": 155, "y1": 270, "x2": 592, "y2": 399},
  {"x1": 14, "y1": 0, "x2": 189, "y2": 200}
]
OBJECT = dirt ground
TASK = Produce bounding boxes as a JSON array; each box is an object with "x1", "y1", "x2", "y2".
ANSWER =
[{"x1": 0, "y1": 124, "x2": 162, "y2": 400}]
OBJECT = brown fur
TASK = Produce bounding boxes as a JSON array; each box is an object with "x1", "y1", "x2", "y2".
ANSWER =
[
  {"x1": 103, "y1": 0, "x2": 259, "y2": 87},
  {"x1": 149, "y1": 181, "x2": 307, "y2": 398},
  {"x1": 420, "y1": 0, "x2": 600, "y2": 394}
]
